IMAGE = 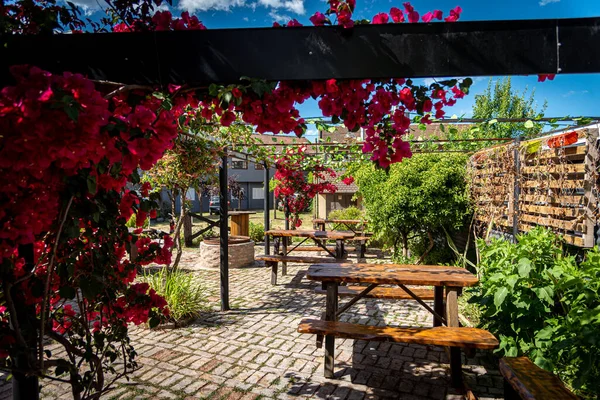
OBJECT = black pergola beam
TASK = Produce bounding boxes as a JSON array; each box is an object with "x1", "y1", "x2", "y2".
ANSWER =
[{"x1": 1, "y1": 17, "x2": 599, "y2": 87}]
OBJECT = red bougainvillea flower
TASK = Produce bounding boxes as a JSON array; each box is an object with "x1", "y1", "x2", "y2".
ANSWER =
[
  {"x1": 342, "y1": 176, "x2": 355, "y2": 185},
  {"x1": 404, "y1": 2, "x2": 419, "y2": 23},
  {"x1": 310, "y1": 11, "x2": 328, "y2": 26},
  {"x1": 444, "y1": 6, "x2": 462, "y2": 22},
  {"x1": 372, "y1": 13, "x2": 389, "y2": 24},
  {"x1": 390, "y1": 7, "x2": 404, "y2": 23},
  {"x1": 538, "y1": 74, "x2": 556, "y2": 82},
  {"x1": 232, "y1": 88, "x2": 242, "y2": 98}
]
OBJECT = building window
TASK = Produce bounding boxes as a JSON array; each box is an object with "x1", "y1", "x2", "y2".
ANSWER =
[
  {"x1": 252, "y1": 187, "x2": 264, "y2": 200},
  {"x1": 231, "y1": 158, "x2": 247, "y2": 169},
  {"x1": 255, "y1": 163, "x2": 264, "y2": 170}
]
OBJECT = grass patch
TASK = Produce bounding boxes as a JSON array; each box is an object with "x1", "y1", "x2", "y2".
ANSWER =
[{"x1": 140, "y1": 268, "x2": 208, "y2": 323}]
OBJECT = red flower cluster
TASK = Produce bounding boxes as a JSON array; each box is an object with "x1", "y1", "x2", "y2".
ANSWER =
[
  {"x1": 273, "y1": 146, "x2": 338, "y2": 227},
  {"x1": 113, "y1": 10, "x2": 206, "y2": 32},
  {"x1": 342, "y1": 176, "x2": 355, "y2": 185},
  {"x1": 0, "y1": 66, "x2": 176, "y2": 361}
]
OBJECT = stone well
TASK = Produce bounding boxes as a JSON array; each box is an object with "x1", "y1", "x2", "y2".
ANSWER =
[{"x1": 198, "y1": 236, "x2": 255, "y2": 269}]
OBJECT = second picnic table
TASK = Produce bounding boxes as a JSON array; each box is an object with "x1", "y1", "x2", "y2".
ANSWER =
[
  {"x1": 265, "y1": 229, "x2": 355, "y2": 259},
  {"x1": 299, "y1": 263, "x2": 498, "y2": 387},
  {"x1": 313, "y1": 218, "x2": 367, "y2": 234}
]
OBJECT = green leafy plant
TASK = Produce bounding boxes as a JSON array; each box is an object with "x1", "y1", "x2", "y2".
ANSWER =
[
  {"x1": 350, "y1": 153, "x2": 471, "y2": 261},
  {"x1": 125, "y1": 213, "x2": 150, "y2": 229},
  {"x1": 140, "y1": 269, "x2": 208, "y2": 323},
  {"x1": 328, "y1": 206, "x2": 364, "y2": 221},
  {"x1": 327, "y1": 206, "x2": 365, "y2": 230},
  {"x1": 249, "y1": 222, "x2": 265, "y2": 242},
  {"x1": 473, "y1": 227, "x2": 600, "y2": 397}
]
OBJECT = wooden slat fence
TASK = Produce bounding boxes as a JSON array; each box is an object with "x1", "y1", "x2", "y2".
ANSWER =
[{"x1": 469, "y1": 125, "x2": 599, "y2": 247}]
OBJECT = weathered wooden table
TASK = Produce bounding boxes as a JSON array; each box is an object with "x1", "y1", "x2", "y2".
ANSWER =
[
  {"x1": 229, "y1": 211, "x2": 256, "y2": 237},
  {"x1": 313, "y1": 218, "x2": 368, "y2": 234},
  {"x1": 265, "y1": 229, "x2": 354, "y2": 260},
  {"x1": 305, "y1": 263, "x2": 480, "y2": 386}
]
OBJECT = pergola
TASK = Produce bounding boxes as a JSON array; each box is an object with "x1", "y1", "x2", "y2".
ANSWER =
[{"x1": 3, "y1": 16, "x2": 600, "y2": 399}]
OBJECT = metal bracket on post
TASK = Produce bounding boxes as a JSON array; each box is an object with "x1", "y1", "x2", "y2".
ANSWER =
[
  {"x1": 512, "y1": 137, "x2": 521, "y2": 243},
  {"x1": 264, "y1": 161, "x2": 270, "y2": 255},
  {"x1": 220, "y1": 149, "x2": 230, "y2": 311}
]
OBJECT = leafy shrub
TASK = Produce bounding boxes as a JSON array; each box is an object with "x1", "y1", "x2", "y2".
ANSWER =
[
  {"x1": 249, "y1": 222, "x2": 265, "y2": 242},
  {"x1": 140, "y1": 269, "x2": 207, "y2": 323},
  {"x1": 473, "y1": 227, "x2": 600, "y2": 397},
  {"x1": 327, "y1": 206, "x2": 365, "y2": 230},
  {"x1": 350, "y1": 154, "x2": 471, "y2": 258},
  {"x1": 328, "y1": 206, "x2": 363, "y2": 220},
  {"x1": 407, "y1": 230, "x2": 454, "y2": 265},
  {"x1": 125, "y1": 213, "x2": 150, "y2": 229}
]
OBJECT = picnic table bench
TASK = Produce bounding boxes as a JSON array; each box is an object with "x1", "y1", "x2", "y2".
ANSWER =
[
  {"x1": 299, "y1": 263, "x2": 499, "y2": 387},
  {"x1": 500, "y1": 357, "x2": 578, "y2": 400},
  {"x1": 313, "y1": 218, "x2": 368, "y2": 234},
  {"x1": 256, "y1": 254, "x2": 342, "y2": 285},
  {"x1": 313, "y1": 219, "x2": 371, "y2": 257},
  {"x1": 266, "y1": 229, "x2": 354, "y2": 260}
]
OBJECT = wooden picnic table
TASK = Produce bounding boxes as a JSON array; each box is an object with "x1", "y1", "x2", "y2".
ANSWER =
[
  {"x1": 265, "y1": 229, "x2": 354, "y2": 259},
  {"x1": 306, "y1": 262, "x2": 480, "y2": 386},
  {"x1": 313, "y1": 218, "x2": 368, "y2": 234}
]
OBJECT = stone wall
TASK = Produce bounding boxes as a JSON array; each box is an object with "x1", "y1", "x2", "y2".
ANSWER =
[{"x1": 198, "y1": 240, "x2": 255, "y2": 270}]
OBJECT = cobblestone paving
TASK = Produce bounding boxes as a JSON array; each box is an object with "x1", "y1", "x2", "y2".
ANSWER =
[{"x1": 1, "y1": 249, "x2": 504, "y2": 399}]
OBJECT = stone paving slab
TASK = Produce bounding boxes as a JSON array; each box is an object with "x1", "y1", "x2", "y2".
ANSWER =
[{"x1": 0, "y1": 248, "x2": 504, "y2": 399}]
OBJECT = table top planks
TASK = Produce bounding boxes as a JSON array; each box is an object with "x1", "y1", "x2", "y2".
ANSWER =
[
  {"x1": 265, "y1": 229, "x2": 355, "y2": 240},
  {"x1": 306, "y1": 263, "x2": 478, "y2": 287},
  {"x1": 313, "y1": 219, "x2": 366, "y2": 224}
]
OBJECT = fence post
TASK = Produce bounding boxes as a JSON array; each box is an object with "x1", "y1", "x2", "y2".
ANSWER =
[
  {"x1": 219, "y1": 149, "x2": 229, "y2": 311},
  {"x1": 512, "y1": 137, "x2": 521, "y2": 242},
  {"x1": 584, "y1": 128, "x2": 599, "y2": 247}
]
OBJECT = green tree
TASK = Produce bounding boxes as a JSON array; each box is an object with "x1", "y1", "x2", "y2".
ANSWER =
[
  {"x1": 350, "y1": 153, "x2": 471, "y2": 261},
  {"x1": 472, "y1": 77, "x2": 546, "y2": 139}
]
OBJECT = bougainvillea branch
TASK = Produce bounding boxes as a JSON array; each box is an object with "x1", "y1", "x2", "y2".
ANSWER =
[
  {"x1": 272, "y1": 146, "x2": 338, "y2": 227},
  {"x1": 0, "y1": 0, "x2": 560, "y2": 396}
]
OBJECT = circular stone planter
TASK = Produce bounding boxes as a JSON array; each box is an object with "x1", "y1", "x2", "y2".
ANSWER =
[{"x1": 198, "y1": 236, "x2": 255, "y2": 269}]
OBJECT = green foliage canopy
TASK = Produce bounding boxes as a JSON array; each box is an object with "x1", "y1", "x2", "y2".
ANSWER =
[
  {"x1": 350, "y1": 153, "x2": 471, "y2": 256},
  {"x1": 472, "y1": 77, "x2": 547, "y2": 139}
]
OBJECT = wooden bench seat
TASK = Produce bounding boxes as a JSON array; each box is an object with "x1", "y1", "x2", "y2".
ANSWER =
[
  {"x1": 500, "y1": 357, "x2": 578, "y2": 400},
  {"x1": 289, "y1": 246, "x2": 337, "y2": 252},
  {"x1": 256, "y1": 255, "x2": 343, "y2": 285},
  {"x1": 314, "y1": 286, "x2": 435, "y2": 300},
  {"x1": 298, "y1": 319, "x2": 499, "y2": 349}
]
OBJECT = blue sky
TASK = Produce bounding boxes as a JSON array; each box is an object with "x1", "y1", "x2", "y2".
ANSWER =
[{"x1": 78, "y1": 0, "x2": 600, "y2": 139}]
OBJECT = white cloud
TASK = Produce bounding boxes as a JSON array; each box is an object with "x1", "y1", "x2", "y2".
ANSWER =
[
  {"x1": 563, "y1": 90, "x2": 589, "y2": 97},
  {"x1": 304, "y1": 128, "x2": 318, "y2": 137},
  {"x1": 539, "y1": 0, "x2": 559, "y2": 5},
  {"x1": 177, "y1": 0, "x2": 245, "y2": 13},
  {"x1": 153, "y1": 3, "x2": 170, "y2": 13},
  {"x1": 178, "y1": 0, "x2": 304, "y2": 15},
  {"x1": 259, "y1": 0, "x2": 305, "y2": 14},
  {"x1": 243, "y1": 16, "x2": 249, "y2": 21},
  {"x1": 269, "y1": 9, "x2": 291, "y2": 22},
  {"x1": 64, "y1": 0, "x2": 107, "y2": 15}
]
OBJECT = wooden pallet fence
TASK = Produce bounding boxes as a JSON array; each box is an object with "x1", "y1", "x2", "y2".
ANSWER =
[{"x1": 469, "y1": 126, "x2": 599, "y2": 247}]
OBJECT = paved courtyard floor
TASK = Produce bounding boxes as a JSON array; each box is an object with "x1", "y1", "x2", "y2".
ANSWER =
[{"x1": 1, "y1": 249, "x2": 504, "y2": 400}]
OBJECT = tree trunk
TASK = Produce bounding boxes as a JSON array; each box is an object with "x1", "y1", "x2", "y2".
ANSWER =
[
  {"x1": 416, "y1": 231, "x2": 435, "y2": 265},
  {"x1": 183, "y1": 213, "x2": 193, "y2": 247},
  {"x1": 401, "y1": 232, "x2": 409, "y2": 258},
  {"x1": 170, "y1": 193, "x2": 186, "y2": 270}
]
